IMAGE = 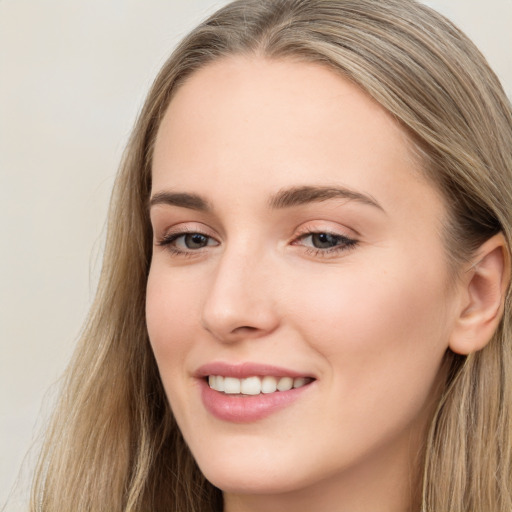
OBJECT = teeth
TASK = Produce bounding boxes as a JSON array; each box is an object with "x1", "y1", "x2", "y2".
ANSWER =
[
  {"x1": 261, "y1": 375, "x2": 277, "y2": 394},
  {"x1": 215, "y1": 375, "x2": 224, "y2": 392},
  {"x1": 293, "y1": 377, "x2": 308, "y2": 388},
  {"x1": 240, "y1": 376, "x2": 261, "y2": 395},
  {"x1": 224, "y1": 377, "x2": 241, "y2": 394},
  {"x1": 277, "y1": 377, "x2": 293, "y2": 391},
  {"x1": 208, "y1": 375, "x2": 312, "y2": 395}
]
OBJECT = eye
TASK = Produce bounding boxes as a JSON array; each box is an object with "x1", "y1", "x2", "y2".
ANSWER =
[
  {"x1": 293, "y1": 230, "x2": 358, "y2": 257},
  {"x1": 307, "y1": 232, "x2": 345, "y2": 249},
  {"x1": 157, "y1": 230, "x2": 219, "y2": 255},
  {"x1": 177, "y1": 233, "x2": 211, "y2": 249}
]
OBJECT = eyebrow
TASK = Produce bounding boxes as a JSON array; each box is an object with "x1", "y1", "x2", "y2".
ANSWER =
[
  {"x1": 269, "y1": 185, "x2": 384, "y2": 211},
  {"x1": 149, "y1": 191, "x2": 211, "y2": 211},
  {"x1": 148, "y1": 185, "x2": 384, "y2": 213}
]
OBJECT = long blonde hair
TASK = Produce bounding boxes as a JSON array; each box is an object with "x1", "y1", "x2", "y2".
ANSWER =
[{"x1": 31, "y1": 1, "x2": 512, "y2": 511}]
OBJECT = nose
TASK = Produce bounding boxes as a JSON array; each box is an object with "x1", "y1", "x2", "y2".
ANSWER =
[{"x1": 201, "y1": 248, "x2": 280, "y2": 343}]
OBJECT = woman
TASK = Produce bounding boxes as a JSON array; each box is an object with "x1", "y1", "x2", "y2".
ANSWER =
[{"x1": 31, "y1": 0, "x2": 512, "y2": 511}]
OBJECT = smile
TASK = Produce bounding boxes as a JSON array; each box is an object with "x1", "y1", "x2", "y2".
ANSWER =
[
  {"x1": 208, "y1": 375, "x2": 313, "y2": 395},
  {"x1": 197, "y1": 364, "x2": 316, "y2": 422}
]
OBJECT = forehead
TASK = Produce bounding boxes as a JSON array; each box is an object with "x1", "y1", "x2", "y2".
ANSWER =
[
  {"x1": 155, "y1": 56, "x2": 407, "y2": 165},
  {"x1": 152, "y1": 55, "x2": 441, "y2": 219}
]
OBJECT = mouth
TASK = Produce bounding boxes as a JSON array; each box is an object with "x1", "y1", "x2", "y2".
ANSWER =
[
  {"x1": 207, "y1": 375, "x2": 314, "y2": 395},
  {"x1": 197, "y1": 363, "x2": 316, "y2": 422}
]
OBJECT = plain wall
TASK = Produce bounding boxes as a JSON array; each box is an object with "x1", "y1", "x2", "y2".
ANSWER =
[{"x1": 1, "y1": 0, "x2": 511, "y2": 508}]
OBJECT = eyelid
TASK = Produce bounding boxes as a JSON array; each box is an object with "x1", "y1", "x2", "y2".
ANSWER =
[
  {"x1": 156, "y1": 222, "x2": 217, "y2": 240},
  {"x1": 292, "y1": 221, "x2": 358, "y2": 240},
  {"x1": 292, "y1": 229, "x2": 356, "y2": 246},
  {"x1": 290, "y1": 223, "x2": 359, "y2": 257},
  {"x1": 155, "y1": 222, "x2": 220, "y2": 256}
]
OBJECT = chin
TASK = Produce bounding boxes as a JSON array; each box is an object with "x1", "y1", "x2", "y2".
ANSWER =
[
  {"x1": 202, "y1": 464, "x2": 306, "y2": 495},
  {"x1": 191, "y1": 441, "x2": 329, "y2": 496}
]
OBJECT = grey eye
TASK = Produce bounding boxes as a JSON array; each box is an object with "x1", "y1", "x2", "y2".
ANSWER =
[
  {"x1": 310, "y1": 233, "x2": 342, "y2": 249},
  {"x1": 183, "y1": 233, "x2": 210, "y2": 249}
]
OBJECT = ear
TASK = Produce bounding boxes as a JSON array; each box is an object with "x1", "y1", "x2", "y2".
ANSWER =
[{"x1": 449, "y1": 233, "x2": 510, "y2": 355}]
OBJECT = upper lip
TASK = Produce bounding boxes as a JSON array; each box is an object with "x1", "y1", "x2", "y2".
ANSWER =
[{"x1": 195, "y1": 362, "x2": 314, "y2": 379}]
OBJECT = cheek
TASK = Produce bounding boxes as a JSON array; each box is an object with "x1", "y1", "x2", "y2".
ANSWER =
[
  {"x1": 145, "y1": 267, "x2": 199, "y2": 368},
  {"x1": 295, "y1": 260, "x2": 446, "y2": 331},
  {"x1": 286, "y1": 255, "x2": 452, "y2": 412}
]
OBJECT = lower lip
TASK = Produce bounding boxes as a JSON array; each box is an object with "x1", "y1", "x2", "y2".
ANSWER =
[{"x1": 199, "y1": 379, "x2": 313, "y2": 423}]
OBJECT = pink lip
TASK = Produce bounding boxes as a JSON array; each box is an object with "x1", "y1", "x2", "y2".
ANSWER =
[
  {"x1": 199, "y1": 380, "x2": 313, "y2": 423},
  {"x1": 195, "y1": 361, "x2": 312, "y2": 379},
  {"x1": 195, "y1": 362, "x2": 315, "y2": 423}
]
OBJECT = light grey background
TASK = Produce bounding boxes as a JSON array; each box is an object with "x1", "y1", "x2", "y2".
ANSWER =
[{"x1": 1, "y1": 0, "x2": 511, "y2": 509}]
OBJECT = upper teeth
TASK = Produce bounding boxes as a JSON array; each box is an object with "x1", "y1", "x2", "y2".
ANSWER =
[{"x1": 208, "y1": 375, "x2": 311, "y2": 395}]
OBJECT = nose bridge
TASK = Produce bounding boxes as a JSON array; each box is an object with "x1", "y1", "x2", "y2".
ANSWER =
[{"x1": 201, "y1": 239, "x2": 279, "y2": 341}]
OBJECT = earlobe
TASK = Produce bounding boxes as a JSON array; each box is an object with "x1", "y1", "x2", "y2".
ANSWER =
[{"x1": 449, "y1": 233, "x2": 510, "y2": 355}]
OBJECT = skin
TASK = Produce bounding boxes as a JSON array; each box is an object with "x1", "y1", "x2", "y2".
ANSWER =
[{"x1": 146, "y1": 56, "x2": 468, "y2": 512}]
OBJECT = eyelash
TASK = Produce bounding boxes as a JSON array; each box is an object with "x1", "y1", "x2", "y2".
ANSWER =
[
  {"x1": 156, "y1": 228, "x2": 358, "y2": 258},
  {"x1": 293, "y1": 229, "x2": 358, "y2": 258},
  {"x1": 157, "y1": 228, "x2": 217, "y2": 258}
]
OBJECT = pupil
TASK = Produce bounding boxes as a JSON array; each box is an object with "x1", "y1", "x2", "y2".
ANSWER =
[
  {"x1": 312, "y1": 233, "x2": 338, "y2": 249},
  {"x1": 186, "y1": 233, "x2": 208, "y2": 249}
]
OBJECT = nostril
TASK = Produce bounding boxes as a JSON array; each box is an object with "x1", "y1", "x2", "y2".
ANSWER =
[
  {"x1": 201, "y1": 291, "x2": 280, "y2": 342},
  {"x1": 233, "y1": 325, "x2": 258, "y2": 333}
]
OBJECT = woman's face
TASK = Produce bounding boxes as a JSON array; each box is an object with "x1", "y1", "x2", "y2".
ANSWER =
[{"x1": 147, "y1": 57, "x2": 461, "y2": 506}]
